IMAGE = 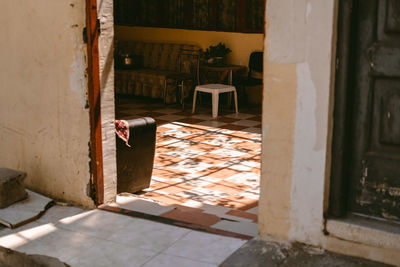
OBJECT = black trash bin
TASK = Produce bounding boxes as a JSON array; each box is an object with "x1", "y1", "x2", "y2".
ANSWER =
[{"x1": 115, "y1": 117, "x2": 156, "y2": 193}]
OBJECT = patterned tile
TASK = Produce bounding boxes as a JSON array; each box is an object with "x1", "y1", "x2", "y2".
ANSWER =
[
  {"x1": 161, "y1": 129, "x2": 196, "y2": 139},
  {"x1": 149, "y1": 181, "x2": 196, "y2": 194},
  {"x1": 176, "y1": 117, "x2": 206, "y2": 124},
  {"x1": 224, "y1": 113, "x2": 256, "y2": 119},
  {"x1": 160, "y1": 122, "x2": 184, "y2": 129},
  {"x1": 190, "y1": 114, "x2": 215, "y2": 120},
  {"x1": 155, "y1": 119, "x2": 170, "y2": 126},
  {"x1": 219, "y1": 124, "x2": 248, "y2": 131},
  {"x1": 211, "y1": 117, "x2": 240, "y2": 123},
  {"x1": 115, "y1": 97, "x2": 261, "y2": 237},
  {"x1": 164, "y1": 149, "x2": 205, "y2": 159},
  {"x1": 177, "y1": 188, "x2": 229, "y2": 204},
  {"x1": 226, "y1": 210, "x2": 258, "y2": 222},
  {"x1": 242, "y1": 127, "x2": 262, "y2": 134},
  {"x1": 196, "y1": 120, "x2": 227, "y2": 128},
  {"x1": 225, "y1": 172, "x2": 260, "y2": 188},
  {"x1": 157, "y1": 114, "x2": 187, "y2": 121},
  {"x1": 214, "y1": 196, "x2": 258, "y2": 211},
  {"x1": 161, "y1": 209, "x2": 221, "y2": 227},
  {"x1": 247, "y1": 115, "x2": 262, "y2": 121},
  {"x1": 231, "y1": 120, "x2": 262, "y2": 127},
  {"x1": 204, "y1": 180, "x2": 250, "y2": 195},
  {"x1": 137, "y1": 111, "x2": 165, "y2": 117},
  {"x1": 197, "y1": 167, "x2": 240, "y2": 179},
  {"x1": 191, "y1": 154, "x2": 227, "y2": 165},
  {"x1": 142, "y1": 192, "x2": 188, "y2": 206},
  {"x1": 167, "y1": 160, "x2": 213, "y2": 174},
  {"x1": 160, "y1": 139, "x2": 197, "y2": 148},
  {"x1": 152, "y1": 168, "x2": 191, "y2": 180},
  {"x1": 210, "y1": 148, "x2": 248, "y2": 158}
]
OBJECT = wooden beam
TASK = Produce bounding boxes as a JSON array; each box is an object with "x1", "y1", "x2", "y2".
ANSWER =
[{"x1": 86, "y1": 0, "x2": 104, "y2": 206}]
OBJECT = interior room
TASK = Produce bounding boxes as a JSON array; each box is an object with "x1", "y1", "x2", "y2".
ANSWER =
[{"x1": 111, "y1": 0, "x2": 265, "y2": 238}]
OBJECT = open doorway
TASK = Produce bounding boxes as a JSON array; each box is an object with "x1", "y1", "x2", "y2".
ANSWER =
[{"x1": 107, "y1": 0, "x2": 265, "y2": 238}]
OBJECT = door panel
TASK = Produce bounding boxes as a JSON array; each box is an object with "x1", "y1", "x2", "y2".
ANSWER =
[
  {"x1": 385, "y1": 0, "x2": 400, "y2": 33},
  {"x1": 348, "y1": 0, "x2": 400, "y2": 221}
]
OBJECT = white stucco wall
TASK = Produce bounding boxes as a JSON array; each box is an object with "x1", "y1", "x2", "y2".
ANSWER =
[
  {"x1": 287, "y1": 0, "x2": 337, "y2": 245},
  {"x1": 97, "y1": 0, "x2": 117, "y2": 203},
  {"x1": 0, "y1": 0, "x2": 94, "y2": 207}
]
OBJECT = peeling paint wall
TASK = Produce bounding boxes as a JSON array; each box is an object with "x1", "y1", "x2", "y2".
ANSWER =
[
  {"x1": 261, "y1": 0, "x2": 335, "y2": 243},
  {"x1": 289, "y1": 0, "x2": 337, "y2": 244},
  {"x1": 97, "y1": 0, "x2": 117, "y2": 203},
  {"x1": 0, "y1": 0, "x2": 94, "y2": 207}
]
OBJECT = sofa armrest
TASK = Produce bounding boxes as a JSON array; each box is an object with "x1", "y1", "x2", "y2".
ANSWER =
[{"x1": 116, "y1": 117, "x2": 156, "y2": 193}]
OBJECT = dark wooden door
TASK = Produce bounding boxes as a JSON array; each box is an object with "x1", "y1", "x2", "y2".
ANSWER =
[{"x1": 347, "y1": 0, "x2": 400, "y2": 221}]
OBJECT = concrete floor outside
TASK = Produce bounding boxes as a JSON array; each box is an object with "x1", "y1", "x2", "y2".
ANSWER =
[
  {"x1": 0, "y1": 204, "x2": 246, "y2": 266},
  {"x1": 0, "y1": 204, "x2": 393, "y2": 267}
]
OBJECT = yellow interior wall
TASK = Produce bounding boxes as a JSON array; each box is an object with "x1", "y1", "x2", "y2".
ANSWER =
[{"x1": 115, "y1": 26, "x2": 264, "y2": 66}]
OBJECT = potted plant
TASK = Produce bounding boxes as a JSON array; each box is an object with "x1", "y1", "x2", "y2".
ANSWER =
[{"x1": 204, "y1": 42, "x2": 232, "y2": 65}]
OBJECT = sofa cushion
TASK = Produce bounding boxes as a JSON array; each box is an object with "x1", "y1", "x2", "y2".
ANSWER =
[
  {"x1": 116, "y1": 41, "x2": 201, "y2": 72},
  {"x1": 115, "y1": 41, "x2": 200, "y2": 103},
  {"x1": 116, "y1": 68, "x2": 180, "y2": 97}
]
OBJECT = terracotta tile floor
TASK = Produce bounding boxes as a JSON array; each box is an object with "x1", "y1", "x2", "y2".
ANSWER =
[{"x1": 115, "y1": 96, "x2": 261, "y2": 237}]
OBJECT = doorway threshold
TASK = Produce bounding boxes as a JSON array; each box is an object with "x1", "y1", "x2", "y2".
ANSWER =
[
  {"x1": 99, "y1": 194, "x2": 257, "y2": 239},
  {"x1": 326, "y1": 214, "x2": 400, "y2": 251}
]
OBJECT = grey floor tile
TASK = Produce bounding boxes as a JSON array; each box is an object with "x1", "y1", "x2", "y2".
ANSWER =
[
  {"x1": 107, "y1": 218, "x2": 190, "y2": 253},
  {"x1": 57, "y1": 209, "x2": 133, "y2": 240},
  {"x1": 212, "y1": 220, "x2": 258, "y2": 237},
  {"x1": 66, "y1": 238, "x2": 158, "y2": 267},
  {"x1": 111, "y1": 195, "x2": 175, "y2": 216},
  {"x1": 163, "y1": 231, "x2": 246, "y2": 265},
  {"x1": 143, "y1": 253, "x2": 217, "y2": 267}
]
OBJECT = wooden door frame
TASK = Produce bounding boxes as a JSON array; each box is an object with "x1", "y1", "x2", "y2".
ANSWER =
[
  {"x1": 329, "y1": 0, "x2": 357, "y2": 217},
  {"x1": 86, "y1": 0, "x2": 104, "y2": 206}
]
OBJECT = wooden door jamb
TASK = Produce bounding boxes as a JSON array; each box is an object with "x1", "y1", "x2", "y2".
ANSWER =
[{"x1": 86, "y1": 0, "x2": 104, "y2": 206}]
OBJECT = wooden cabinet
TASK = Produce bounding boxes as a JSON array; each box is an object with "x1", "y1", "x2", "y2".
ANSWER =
[{"x1": 114, "y1": 0, "x2": 264, "y2": 33}]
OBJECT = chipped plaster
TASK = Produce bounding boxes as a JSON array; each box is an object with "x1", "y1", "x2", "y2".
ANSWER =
[
  {"x1": 289, "y1": 62, "x2": 325, "y2": 245},
  {"x1": 259, "y1": 1, "x2": 297, "y2": 238},
  {"x1": 0, "y1": 0, "x2": 94, "y2": 207},
  {"x1": 69, "y1": 44, "x2": 87, "y2": 108},
  {"x1": 260, "y1": 0, "x2": 335, "y2": 244}
]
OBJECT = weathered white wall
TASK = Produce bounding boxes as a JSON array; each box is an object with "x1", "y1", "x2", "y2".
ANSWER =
[
  {"x1": 260, "y1": 0, "x2": 400, "y2": 265},
  {"x1": 0, "y1": 0, "x2": 94, "y2": 207},
  {"x1": 261, "y1": 0, "x2": 336, "y2": 244},
  {"x1": 288, "y1": 0, "x2": 336, "y2": 245},
  {"x1": 97, "y1": 0, "x2": 117, "y2": 203}
]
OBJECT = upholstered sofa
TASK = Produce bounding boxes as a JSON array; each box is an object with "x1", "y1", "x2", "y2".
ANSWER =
[{"x1": 115, "y1": 41, "x2": 201, "y2": 103}]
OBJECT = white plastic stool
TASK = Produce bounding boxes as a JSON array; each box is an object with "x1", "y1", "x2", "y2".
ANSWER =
[{"x1": 192, "y1": 84, "x2": 238, "y2": 118}]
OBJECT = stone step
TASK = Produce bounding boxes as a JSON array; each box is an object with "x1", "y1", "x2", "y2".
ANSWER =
[{"x1": 0, "y1": 168, "x2": 27, "y2": 209}]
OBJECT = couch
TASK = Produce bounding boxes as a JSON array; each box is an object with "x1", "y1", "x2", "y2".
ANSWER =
[{"x1": 115, "y1": 41, "x2": 201, "y2": 104}]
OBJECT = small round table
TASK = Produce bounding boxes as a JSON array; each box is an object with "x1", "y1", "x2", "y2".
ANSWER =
[{"x1": 192, "y1": 84, "x2": 238, "y2": 118}]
